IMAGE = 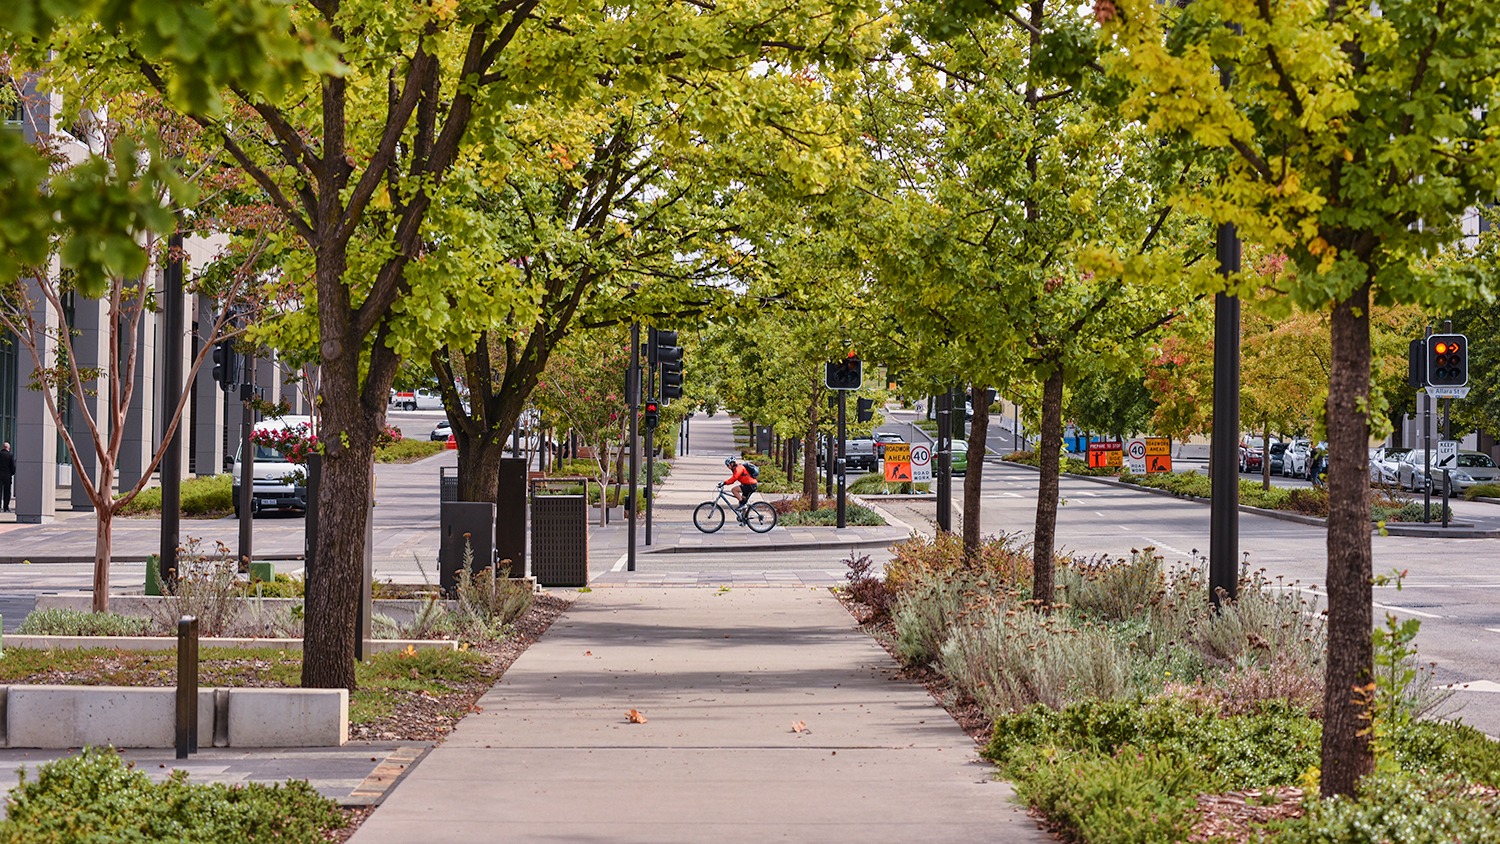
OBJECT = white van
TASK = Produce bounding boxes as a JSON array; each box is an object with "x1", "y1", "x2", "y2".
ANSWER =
[{"x1": 231, "y1": 416, "x2": 313, "y2": 517}]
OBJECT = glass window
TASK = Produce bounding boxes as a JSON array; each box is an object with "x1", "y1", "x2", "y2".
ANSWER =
[{"x1": 1458, "y1": 454, "x2": 1495, "y2": 468}]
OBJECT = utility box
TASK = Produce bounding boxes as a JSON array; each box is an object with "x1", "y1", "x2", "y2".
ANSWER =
[
  {"x1": 496, "y1": 458, "x2": 527, "y2": 578},
  {"x1": 531, "y1": 479, "x2": 589, "y2": 587},
  {"x1": 755, "y1": 426, "x2": 772, "y2": 454},
  {"x1": 439, "y1": 501, "x2": 495, "y2": 593}
]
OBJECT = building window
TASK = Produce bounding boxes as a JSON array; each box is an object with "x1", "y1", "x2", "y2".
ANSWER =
[{"x1": 0, "y1": 330, "x2": 17, "y2": 449}]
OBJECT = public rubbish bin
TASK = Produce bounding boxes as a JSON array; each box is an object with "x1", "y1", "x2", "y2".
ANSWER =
[
  {"x1": 439, "y1": 466, "x2": 459, "y2": 503},
  {"x1": 531, "y1": 478, "x2": 589, "y2": 587},
  {"x1": 439, "y1": 501, "x2": 495, "y2": 593}
]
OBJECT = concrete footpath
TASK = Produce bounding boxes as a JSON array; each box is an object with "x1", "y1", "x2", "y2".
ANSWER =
[{"x1": 348, "y1": 588, "x2": 1048, "y2": 843}]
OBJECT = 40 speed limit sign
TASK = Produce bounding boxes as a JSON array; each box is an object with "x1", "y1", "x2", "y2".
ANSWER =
[
  {"x1": 1125, "y1": 438, "x2": 1148, "y2": 474},
  {"x1": 910, "y1": 443, "x2": 933, "y2": 483}
]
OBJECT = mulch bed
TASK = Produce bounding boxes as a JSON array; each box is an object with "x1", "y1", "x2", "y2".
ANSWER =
[{"x1": 833, "y1": 590, "x2": 1303, "y2": 843}]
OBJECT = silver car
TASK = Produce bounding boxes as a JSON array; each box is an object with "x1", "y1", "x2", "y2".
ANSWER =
[
  {"x1": 1282, "y1": 442, "x2": 1310, "y2": 478},
  {"x1": 1369, "y1": 447, "x2": 1409, "y2": 485},
  {"x1": 1439, "y1": 452, "x2": 1500, "y2": 493}
]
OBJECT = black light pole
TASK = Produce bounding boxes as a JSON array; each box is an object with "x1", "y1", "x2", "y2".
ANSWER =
[
  {"x1": 160, "y1": 232, "x2": 184, "y2": 587},
  {"x1": 936, "y1": 390, "x2": 952, "y2": 532},
  {"x1": 1209, "y1": 225, "x2": 1242, "y2": 606},
  {"x1": 237, "y1": 355, "x2": 256, "y2": 569},
  {"x1": 645, "y1": 328, "x2": 657, "y2": 546},
  {"x1": 626, "y1": 324, "x2": 640, "y2": 572}
]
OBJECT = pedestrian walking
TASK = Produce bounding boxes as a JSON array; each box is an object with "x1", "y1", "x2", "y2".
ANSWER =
[{"x1": 0, "y1": 442, "x2": 15, "y2": 512}]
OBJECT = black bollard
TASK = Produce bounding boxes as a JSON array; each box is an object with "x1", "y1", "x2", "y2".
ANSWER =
[{"x1": 176, "y1": 616, "x2": 199, "y2": 759}]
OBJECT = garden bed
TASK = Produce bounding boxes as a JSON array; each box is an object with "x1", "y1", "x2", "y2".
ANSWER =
[{"x1": 833, "y1": 535, "x2": 1500, "y2": 843}]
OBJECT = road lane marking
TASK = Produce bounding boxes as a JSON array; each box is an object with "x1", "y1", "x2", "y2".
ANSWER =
[
  {"x1": 1002, "y1": 492, "x2": 1022, "y2": 498},
  {"x1": 1139, "y1": 536, "x2": 1195, "y2": 558},
  {"x1": 1441, "y1": 680, "x2": 1500, "y2": 693},
  {"x1": 1373, "y1": 602, "x2": 1443, "y2": 619},
  {"x1": 611, "y1": 554, "x2": 627, "y2": 572},
  {"x1": 1096, "y1": 512, "x2": 1108, "y2": 518}
]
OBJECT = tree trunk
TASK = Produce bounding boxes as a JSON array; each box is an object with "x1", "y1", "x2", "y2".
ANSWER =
[
  {"x1": 963, "y1": 384, "x2": 991, "y2": 560},
  {"x1": 1320, "y1": 282, "x2": 1375, "y2": 798},
  {"x1": 804, "y1": 401, "x2": 820, "y2": 508},
  {"x1": 1032, "y1": 367, "x2": 1065, "y2": 607},
  {"x1": 1262, "y1": 417, "x2": 1272, "y2": 491},
  {"x1": 457, "y1": 433, "x2": 511, "y2": 503},
  {"x1": 92, "y1": 508, "x2": 113, "y2": 613}
]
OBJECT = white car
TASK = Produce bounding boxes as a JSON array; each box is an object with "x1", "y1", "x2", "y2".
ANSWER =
[
  {"x1": 431, "y1": 419, "x2": 452, "y2": 441},
  {"x1": 1369, "y1": 447, "x2": 1409, "y2": 485},
  {"x1": 232, "y1": 416, "x2": 312, "y2": 517},
  {"x1": 1282, "y1": 442, "x2": 1310, "y2": 478}
]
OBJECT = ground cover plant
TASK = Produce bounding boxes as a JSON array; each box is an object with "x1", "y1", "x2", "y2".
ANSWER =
[
  {"x1": 1465, "y1": 483, "x2": 1500, "y2": 501},
  {"x1": 1118, "y1": 471, "x2": 1450, "y2": 522},
  {"x1": 852, "y1": 534, "x2": 1500, "y2": 842},
  {"x1": 116, "y1": 474, "x2": 234, "y2": 518},
  {"x1": 0, "y1": 748, "x2": 345, "y2": 843},
  {"x1": 1003, "y1": 450, "x2": 1119, "y2": 477},
  {"x1": 769, "y1": 495, "x2": 886, "y2": 526},
  {"x1": 374, "y1": 439, "x2": 447, "y2": 463},
  {"x1": 848, "y1": 471, "x2": 931, "y2": 494}
]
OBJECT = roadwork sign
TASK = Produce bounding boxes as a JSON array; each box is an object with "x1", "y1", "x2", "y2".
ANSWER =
[
  {"x1": 1125, "y1": 438, "x2": 1148, "y2": 474},
  {"x1": 885, "y1": 460, "x2": 912, "y2": 482},
  {"x1": 1146, "y1": 437, "x2": 1171, "y2": 473},
  {"x1": 884, "y1": 443, "x2": 910, "y2": 463},
  {"x1": 1087, "y1": 441, "x2": 1122, "y2": 468},
  {"x1": 910, "y1": 444, "x2": 932, "y2": 483}
]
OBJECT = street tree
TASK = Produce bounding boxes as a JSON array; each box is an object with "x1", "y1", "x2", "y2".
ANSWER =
[{"x1": 1101, "y1": 0, "x2": 1500, "y2": 794}]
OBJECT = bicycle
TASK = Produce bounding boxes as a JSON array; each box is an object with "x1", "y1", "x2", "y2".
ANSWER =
[{"x1": 693, "y1": 483, "x2": 778, "y2": 534}]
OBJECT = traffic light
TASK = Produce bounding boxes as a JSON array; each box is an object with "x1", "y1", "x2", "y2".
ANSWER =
[
  {"x1": 211, "y1": 341, "x2": 239, "y2": 392},
  {"x1": 825, "y1": 355, "x2": 862, "y2": 390},
  {"x1": 1408, "y1": 338, "x2": 1426, "y2": 389},
  {"x1": 1426, "y1": 333, "x2": 1468, "y2": 387},
  {"x1": 643, "y1": 399, "x2": 660, "y2": 430},
  {"x1": 856, "y1": 397, "x2": 874, "y2": 423},
  {"x1": 655, "y1": 329, "x2": 684, "y2": 403}
]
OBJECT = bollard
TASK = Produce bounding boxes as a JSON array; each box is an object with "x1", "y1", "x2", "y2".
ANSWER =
[{"x1": 176, "y1": 616, "x2": 199, "y2": 759}]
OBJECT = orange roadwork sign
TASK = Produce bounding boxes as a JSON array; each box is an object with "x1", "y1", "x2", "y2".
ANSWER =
[
  {"x1": 1146, "y1": 438, "x2": 1171, "y2": 472},
  {"x1": 885, "y1": 461, "x2": 912, "y2": 482}
]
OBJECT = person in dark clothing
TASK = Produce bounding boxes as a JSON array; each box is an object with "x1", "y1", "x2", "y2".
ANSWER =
[{"x1": 0, "y1": 442, "x2": 14, "y2": 512}]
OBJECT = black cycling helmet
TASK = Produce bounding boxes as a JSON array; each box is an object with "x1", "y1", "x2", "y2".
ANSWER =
[{"x1": 724, "y1": 458, "x2": 737, "y2": 468}]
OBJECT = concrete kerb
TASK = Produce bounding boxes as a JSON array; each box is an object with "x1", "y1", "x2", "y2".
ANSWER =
[
  {"x1": 0, "y1": 685, "x2": 347, "y2": 748},
  {"x1": 999, "y1": 459, "x2": 1500, "y2": 538},
  {"x1": 3, "y1": 635, "x2": 457, "y2": 654}
]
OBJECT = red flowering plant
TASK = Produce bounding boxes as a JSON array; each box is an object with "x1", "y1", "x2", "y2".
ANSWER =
[{"x1": 249, "y1": 423, "x2": 320, "y2": 464}]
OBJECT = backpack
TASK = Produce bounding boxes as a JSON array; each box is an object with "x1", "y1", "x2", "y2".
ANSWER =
[{"x1": 743, "y1": 462, "x2": 760, "y2": 480}]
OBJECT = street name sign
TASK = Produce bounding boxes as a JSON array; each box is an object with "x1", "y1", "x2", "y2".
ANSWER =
[{"x1": 1426, "y1": 386, "x2": 1471, "y2": 399}]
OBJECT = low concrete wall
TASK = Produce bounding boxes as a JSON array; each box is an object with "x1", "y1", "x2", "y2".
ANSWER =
[
  {"x1": 0, "y1": 685, "x2": 347, "y2": 748},
  {"x1": 34, "y1": 593, "x2": 451, "y2": 626},
  {"x1": 3, "y1": 635, "x2": 456, "y2": 653}
]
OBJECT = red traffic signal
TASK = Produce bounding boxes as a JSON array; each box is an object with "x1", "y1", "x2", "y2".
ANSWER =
[{"x1": 1426, "y1": 333, "x2": 1468, "y2": 387}]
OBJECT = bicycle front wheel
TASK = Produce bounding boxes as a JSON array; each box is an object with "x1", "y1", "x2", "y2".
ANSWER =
[
  {"x1": 743, "y1": 501, "x2": 778, "y2": 533},
  {"x1": 694, "y1": 502, "x2": 726, "y2": 534}
]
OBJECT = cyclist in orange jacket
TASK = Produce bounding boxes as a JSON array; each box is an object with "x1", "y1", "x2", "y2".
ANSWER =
[{"x1": 722, "y1": 458, "x2": 758, "y2": 511}]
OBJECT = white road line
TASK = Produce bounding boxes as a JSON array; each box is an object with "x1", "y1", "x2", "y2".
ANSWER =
[
  {"x1": 1002, "y1": 492, "x2": 1022, "y2": 498},
  {"x1": 1486, "y1": 628, "x2": 1500, "y2": 634},
  {"x1": 611, "y1": 554, "x2": 627, "y2": 572},
  {"x1": 1096, "y1": 512, "x2": 1108, "y2": 518},
  {"x1": 1139, "y1": 536, "x2": 1195, "y2": 558},
  {"x1": 1373, "y1": 602, "x2": 1443, "y2": 619}
]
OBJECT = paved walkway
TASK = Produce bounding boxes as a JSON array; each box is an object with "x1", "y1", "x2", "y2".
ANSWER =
[{"x1": 348, "y1": 587, "x2": 1048, "y2": 843}]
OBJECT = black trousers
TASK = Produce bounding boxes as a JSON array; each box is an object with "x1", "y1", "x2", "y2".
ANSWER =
[{"x1": 0, "y1": 476, "x2": 11, "y2": 511}]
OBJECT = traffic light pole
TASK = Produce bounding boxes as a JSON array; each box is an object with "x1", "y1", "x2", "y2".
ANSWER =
[
  {"x1": 836, "y1": 390, "x2": 847, "y2": 529},
  {"x1": 627, "y1": 324, "x2": 640, "y2": 572},
  {"x1": 1443, "y1": 319, "x2": 1453, "y2": 528},
  {"x1": 645, "y1": 328, "x2": 657, "y2": 547},
  {"x1": 1423, "y1": 325, "x2": 1432, "y2": 523}
]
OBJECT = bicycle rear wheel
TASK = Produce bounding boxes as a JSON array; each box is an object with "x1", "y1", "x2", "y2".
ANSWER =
[
  {"x1": 743, "y1": 501, "x2": 777, "y2": 533},
  {"x1": 694, "y1": 502, "x2": 725, "y2": 533}
]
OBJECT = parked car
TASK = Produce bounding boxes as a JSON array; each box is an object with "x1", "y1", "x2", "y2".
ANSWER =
[
  {"x1": 231, "y1": 416, "x2": 312, "y2": 517},
  {"x1": 1268, "y1": 441, "x2": 1289, "y2": 474},
  {"x1": 1404, "y1": 449, "x2": 1500, "y2": 493},
  {"x1": 431, "y1": 419, "x2": 452, "y2": 441},
  {"x1": 874, "y1": 432, "x2": 904, "y2": 459},
  {"x1": 1239, "y1": 437, "x2": 1265, "y2": 473},
  {"x1": 1369, "y1": 447, "x2": 1410, "y2": 485},
  {"x1": 1397, "y1": 449, "x2": 1439, "y2": 491},
  {"x1": 1282, "y1": 442, "x2": 1310, "y2": 478}
]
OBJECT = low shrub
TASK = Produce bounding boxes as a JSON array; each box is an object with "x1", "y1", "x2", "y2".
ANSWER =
[
  {"x1": 1005, "y1": 746, "x2": 1204, "y2": 844},
  {"x1": 883, "y1": 532, "x2": 1033, "y2": 598},
  {"x1": 16, "y1": 607, "x2": 154, "y2": 636},
  {"x1": 1269, "y1": 771, "x2": 1500, "y2": 843},
  {"x1": 843, "y1": 550, "x2": 893, "y2": 619},
  {"x1": 116, "y1": 474, "x2": 234, "y2": 517},
  {"x1": 777, "y1": 503, "x2": 885, "y2": 527},
  {"x1": 1002, "y1": 450, "x2": 1118, "y2": 477},
  {"x1": 848, "y1": 472, "x2": 931, "y2": 494},
  {"x1": 1465, "y1": 482, "x2": 1500, "y2": 500},
  {"x1": 0, "y1": 747, "x2": 345, "y2": 843},
  {"x1": 375, "y1": 439, "x2": 446, "y2": 463}
]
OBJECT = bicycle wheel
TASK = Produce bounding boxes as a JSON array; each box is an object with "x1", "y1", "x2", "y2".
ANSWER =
[
  {"x1": 693, "y1": 501, "x2": 726, "y2": 534},
  {"x1": 743, "y1": 501, "x2": 778, "y2": 533}
]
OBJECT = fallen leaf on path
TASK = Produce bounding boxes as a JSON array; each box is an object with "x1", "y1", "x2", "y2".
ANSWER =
[
  {"x1": 792, "y1": 720, "x2": 807, "y2": 733},
  {"x1": 627, "y1": 709, "x2": 648, "y2": 724},
  {"x1": 584, "y1": 651, "x2": 592, "y2": 656}
]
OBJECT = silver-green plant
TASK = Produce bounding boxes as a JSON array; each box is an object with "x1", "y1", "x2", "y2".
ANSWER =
[{"x1": 150, "y1": 538, "x2": 245, "y2": 637}]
